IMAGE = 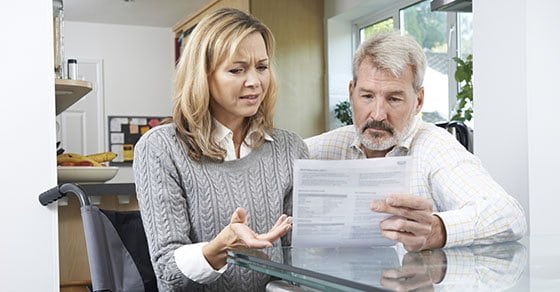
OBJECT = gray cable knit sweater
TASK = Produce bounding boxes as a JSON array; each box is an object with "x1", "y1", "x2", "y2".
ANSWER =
[{"x1": 133, "y1": 123, "x2": 308, "y2": 291}]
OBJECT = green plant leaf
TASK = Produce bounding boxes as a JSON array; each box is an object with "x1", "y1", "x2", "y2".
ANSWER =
[
  {"x1": 465, "y1": 109, "x2": 473, "y2": 121},
  {"x1": 452, "y1": 56, "x2": 465, "y2": 66},
  {"x1": 452, "y1": 54, "x2": 474, "y2": 122},
  {"x1": 334, "y1": 100, "x2": 353, "y2": 125},
  {"x1": 455, "y1": 69, "x2": 469, "y2": 83}
]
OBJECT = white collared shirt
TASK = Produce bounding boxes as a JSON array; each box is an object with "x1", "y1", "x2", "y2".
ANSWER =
[
  {"x1": 304, "y1": 117, "x2": 526, "y2": 247},
  {"x1": 213, "y1": 119, "x2": 274, "y2": 161},
  {"x1": 174, "y1": 120, "x2": 273, "y2": 284}
]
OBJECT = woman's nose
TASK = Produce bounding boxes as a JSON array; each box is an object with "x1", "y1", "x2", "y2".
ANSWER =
[{"x1": 244, "y1": 70, "x2": 259, "y2": 88}]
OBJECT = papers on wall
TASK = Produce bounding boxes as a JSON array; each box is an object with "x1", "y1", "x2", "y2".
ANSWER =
[{"x1": 292, "y1": 156, "x2": 411, "y2": 247}]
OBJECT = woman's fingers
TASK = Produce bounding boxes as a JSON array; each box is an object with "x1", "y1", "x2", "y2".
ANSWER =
[
  {"x1": 227, "y1": 213, "x2": 292, "y2": 249},
  {"x1": 230, "y1": 207, "x2": 248, "y2": 224},
  {"x1": 271, "y1": 214, "x2": 288, "y2": 229},
  {"x1": 230, "y1": 223, "x2": 272, "y2": 248},
  {"x1": 258, "y1": 215, "x2": 293, "y2": 242}
]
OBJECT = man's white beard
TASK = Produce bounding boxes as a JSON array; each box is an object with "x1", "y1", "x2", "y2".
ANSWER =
[{"x1": 358, "y1": 113, "x2": 415, "y2": 151}]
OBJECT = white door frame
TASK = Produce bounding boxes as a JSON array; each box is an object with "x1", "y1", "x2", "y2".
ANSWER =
[{"x1": 58, "y1": 58, "x2": 105, "y2": 154}]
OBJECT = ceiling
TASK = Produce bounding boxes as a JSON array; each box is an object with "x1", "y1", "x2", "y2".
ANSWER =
[
  {"x1": 62, "y1": 0, "x2": 403, "y2": 28},
  {"x1": 63, "y1": 0, "x2": 210, "y2": 28}
]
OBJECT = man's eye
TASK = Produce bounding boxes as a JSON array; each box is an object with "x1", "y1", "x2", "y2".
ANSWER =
[
  {"x1": 388, "y1": 97, "x2": 402, "y2": 102},
  {"x1": 361, "y1": 94, "x2": 373, "y2": 99}
]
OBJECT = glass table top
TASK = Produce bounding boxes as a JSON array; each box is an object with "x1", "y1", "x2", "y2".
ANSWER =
[{"x1": 227, "y1": 236, "x2": 560, "y2": 291}]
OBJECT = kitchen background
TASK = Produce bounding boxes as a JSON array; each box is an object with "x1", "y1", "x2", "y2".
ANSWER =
[
  {"x1": 60, "y1": 0, "x2": 325, "y2": 183},
  {"x1": 1, "y1": 0, "x2": 559, "y2": 291}
]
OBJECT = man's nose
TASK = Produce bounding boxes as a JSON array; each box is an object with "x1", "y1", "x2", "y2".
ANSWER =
[{"x1": 369, "y1": 99, "x2": 387, "y2": 121}]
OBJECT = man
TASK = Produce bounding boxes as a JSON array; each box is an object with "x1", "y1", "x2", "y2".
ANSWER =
[{"x1": 305, "y1": 31, "x2": 526, "y2": 251}]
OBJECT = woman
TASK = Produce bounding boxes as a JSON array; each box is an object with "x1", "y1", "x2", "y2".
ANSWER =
[{"x1": 133, "y1": 8, "x2": 308, "y2": 291}]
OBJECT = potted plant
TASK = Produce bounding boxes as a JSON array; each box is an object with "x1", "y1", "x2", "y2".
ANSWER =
[
  {"x1": 450, "y1": 54, "x2": 473, "y2": 122},
  {"x1": 334, "y1": 100, "x2": 353, "y2": 125}
]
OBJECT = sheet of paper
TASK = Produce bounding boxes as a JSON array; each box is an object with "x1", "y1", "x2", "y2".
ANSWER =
[{"x1": 292, "y1": 156, "x2": 411, "y2": 247}]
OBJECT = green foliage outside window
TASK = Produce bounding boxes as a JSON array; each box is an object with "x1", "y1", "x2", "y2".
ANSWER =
[
  {"x1": 362, "y1": 18, "x2": 394, "y2": 40},
  {"x1": 401, "y1": 1, "x2": 447, "y2": 52},
  {"x1": 450, "y1": 54, "x2": 473, "y2": 122}
]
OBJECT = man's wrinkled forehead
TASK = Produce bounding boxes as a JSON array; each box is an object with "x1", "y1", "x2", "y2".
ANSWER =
[{"x1": 360, "y1": 58, "x2": 404, "y2": 78}]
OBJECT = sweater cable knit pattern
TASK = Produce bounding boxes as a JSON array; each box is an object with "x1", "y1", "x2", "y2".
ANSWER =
[{"x1": 133, "y1": 123, "x2": 308, "y2": 291}]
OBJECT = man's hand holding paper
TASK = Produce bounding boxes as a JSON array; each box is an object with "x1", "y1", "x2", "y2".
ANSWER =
[
  {"x1": 371, "y1": 194, "x2": 446, "y2": 251},
  {"x1": 292, "y1": 157, "x2": 413, "y2": 248}
]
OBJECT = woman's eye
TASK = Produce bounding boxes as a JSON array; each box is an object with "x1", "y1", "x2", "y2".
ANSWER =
[
  {"x1": 229, "y1": 68, "x2": 243, "y2": 74},
  {"x1": 257, "y1": 65, "x2": 269, "y2": 71}
]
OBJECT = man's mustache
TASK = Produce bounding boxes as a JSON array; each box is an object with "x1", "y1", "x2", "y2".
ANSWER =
[{"x1": 361, "y1": 120, "x2": 394, "y2": 135}]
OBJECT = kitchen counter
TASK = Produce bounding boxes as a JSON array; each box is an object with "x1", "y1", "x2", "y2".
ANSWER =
[{"x1": 78, "y1": 182, "x2": 136, "y2": 196}]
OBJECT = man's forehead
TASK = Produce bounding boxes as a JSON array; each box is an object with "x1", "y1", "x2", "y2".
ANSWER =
[
  {"x1": 356, "y1": 63, "x2": 414, "y2": 87},
  {"x1": 358, "y1": 61, "x2": 412, "y2": 76}
]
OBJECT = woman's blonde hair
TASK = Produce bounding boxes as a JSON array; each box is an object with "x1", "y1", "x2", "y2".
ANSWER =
[{"x1": 173, "y1": 8, "x2": 277, "y2": 161}]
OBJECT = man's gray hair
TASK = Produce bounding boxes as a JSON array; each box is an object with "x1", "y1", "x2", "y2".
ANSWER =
[{"x1": 352, "y1": 31, "x2": 426, "y2": 90}]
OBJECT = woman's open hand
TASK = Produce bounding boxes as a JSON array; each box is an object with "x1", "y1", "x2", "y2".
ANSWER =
[
  {"x1": 226, "y1": 207, "x2": 292, "y2": 249},
  {"x1": 203, "y1": 207, "x2": 292, "y2": 269}
]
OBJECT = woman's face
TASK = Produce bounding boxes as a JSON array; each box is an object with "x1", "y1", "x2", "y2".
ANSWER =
[{"x1": 208, "y1": 32, "x2": 270, "y2": 129}]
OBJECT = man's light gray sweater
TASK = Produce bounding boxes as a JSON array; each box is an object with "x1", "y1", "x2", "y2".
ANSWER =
[{"x1": 133, "y1": 123, "x2": 308, "y2": 291}]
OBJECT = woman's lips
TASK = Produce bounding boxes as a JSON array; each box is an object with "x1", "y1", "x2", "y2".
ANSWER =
[
  {"x1": 239, "y1": 94, "x2": 260, "y2": 105},
  {"x1": 240, "y1": 94, "x2": 258, "y2": 99}
]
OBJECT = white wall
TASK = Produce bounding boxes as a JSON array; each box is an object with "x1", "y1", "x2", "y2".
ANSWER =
[
  {"x1": 65, "y1": 21, "x2": 175, "y2": 117},
  {"x1": 0, "y1": 1, "x2": 59, "y2": 291},
  {"x1": 475, "y1": 0, "x2": 560, "y2": 235},
  {"x1": 64, "y1": 22, "x2": 175, "y2": 182},
  {"x1": 525, "y1": 1, "x2": 560, "y2": 235},
  {"x1": 474, "y1": 0, "x2": 530, "y2": 225}
]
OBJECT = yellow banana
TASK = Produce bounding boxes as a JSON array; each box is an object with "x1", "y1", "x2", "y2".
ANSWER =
[
  {"x1": 86, "y1": 152, "x2": 118, "y2": 163},
  {"x1": 57, "y1": 153, "x2": 102, "y2": 167}
]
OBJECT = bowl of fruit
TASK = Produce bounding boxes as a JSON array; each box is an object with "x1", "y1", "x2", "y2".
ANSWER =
[{"x1": 57, "y1": 152, "x2": 119, "y2": 183}]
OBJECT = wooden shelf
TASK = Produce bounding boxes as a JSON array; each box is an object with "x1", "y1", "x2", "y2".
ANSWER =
[{"x1": 55, "y1": 79, "x2": 92, "y2": 115}]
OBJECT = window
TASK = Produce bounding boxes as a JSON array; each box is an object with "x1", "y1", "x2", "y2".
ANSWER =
[
  {"x1": 401, "y1": 1, "x2": 449, "y2": 123},
  {"x1": 360, "y1": 17, "x2": 394, "y2": 41},
  {"x1": 355, "y1": 0, "x2": 473, "y2": 124},
  {"x1": 458, "y1": 13, "x2": 473, "y2": 59}
]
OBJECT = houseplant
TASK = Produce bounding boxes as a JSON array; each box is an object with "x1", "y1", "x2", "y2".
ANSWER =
[
  {"x1": 334, "y1": 100, "x2": 353, "y2": 125},
  {"x1": 450, "y1": 54, "x2": 473, "y2": 122}
]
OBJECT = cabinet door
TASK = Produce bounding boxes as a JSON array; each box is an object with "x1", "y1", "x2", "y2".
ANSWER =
[
  {"x1": 57, "y1": 59, "x2": 105, "y2": 155},
  {"x1": 252, "y1": 0, "x2": 325, "y2": 138}
]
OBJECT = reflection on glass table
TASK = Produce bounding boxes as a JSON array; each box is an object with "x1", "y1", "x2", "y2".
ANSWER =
[{"x1": 227, "y1": 242, "x2": 527, "y2": 291}]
